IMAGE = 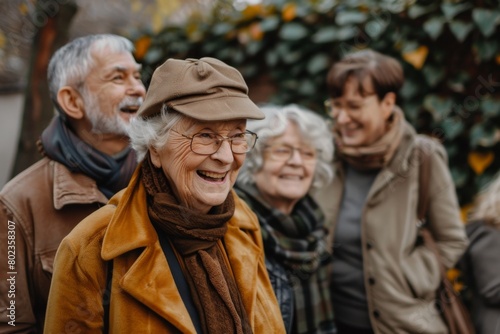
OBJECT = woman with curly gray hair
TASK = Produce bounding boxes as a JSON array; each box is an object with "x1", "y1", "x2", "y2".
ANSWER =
[
  {"x1": 459, "y1": 172, "x2": 500, "y2": 334},
  {"x1": 235, "y1": 104, "x2": 336, "y2": 334}
]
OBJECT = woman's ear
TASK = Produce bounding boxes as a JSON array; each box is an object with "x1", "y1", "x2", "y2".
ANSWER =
[
  {"x1": 56, "y1": 86, "x2": 85, "y2": 120},
  {"x1": 381, "y1": 92, "x2": 396, "y2": 120},
  {"x1": 149, "y1": 148, "x2": 162, "y2": 168}
]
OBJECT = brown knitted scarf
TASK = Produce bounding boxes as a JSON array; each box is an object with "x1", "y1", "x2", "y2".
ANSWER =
[
  {"x1": 334, "y1": 107, "x2": 405, "y2": 170},
  {"x1": 141, "y1": 156, "x2": 252, "y2": 334}
]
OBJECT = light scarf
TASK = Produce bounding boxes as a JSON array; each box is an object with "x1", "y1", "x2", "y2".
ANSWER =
[{"x1": 333, "y1": 107, "x2": 405, "y2": 170}]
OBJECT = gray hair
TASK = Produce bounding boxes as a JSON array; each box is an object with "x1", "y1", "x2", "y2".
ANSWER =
[
  {"x1": 237, "y1": 104, "x2": 334, "y2": 189},
  {"x1": 128, "y1": 103, "x2": 184, "y2": 162},
  {"x1": 47, "y1": 34, "x2": 134, "y2": 117},
  {"x1": 469, "y1": 172, "x2": 500, "y2": 226}
]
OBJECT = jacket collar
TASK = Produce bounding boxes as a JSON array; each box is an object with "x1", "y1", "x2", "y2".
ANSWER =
[
  {"x1": 101, "y1": 166, "x2": 262, "y2": 330},
  {"x1": 52, "y1": 161, "x2": 108, "y2": 209},
  {"x1": 366, "y1": 121, "x2": 418, "y2": 200}
]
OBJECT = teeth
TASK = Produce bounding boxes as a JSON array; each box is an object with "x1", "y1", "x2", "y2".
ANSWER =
[
  {"x1": 281, "y1": 175, "x2": 301, "y2": 180},
  {"x1": 121, "y1": 106, "x2": 139, "y2": 112},
  {"x1": 199, "y1": 171, "x2": 226, "y2": 179}
]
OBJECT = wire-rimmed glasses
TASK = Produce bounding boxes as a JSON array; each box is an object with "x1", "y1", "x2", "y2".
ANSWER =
[
  {"x1": 264, "y1": 144, "x2": 318, "y2": 163},
  {"x1": 172, "y1": 130, "x2": 258, "y2": 155}
]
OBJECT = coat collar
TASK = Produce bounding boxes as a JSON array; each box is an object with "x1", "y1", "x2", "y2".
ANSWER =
[
  {"x1": 365, "y1": 121, "x2": 418, "y2": 200},
  {"x1": 52, "y1": 161, "x2": 108, "y2": 209},
  {"x1": 101, "y1": 166, "x2": 262, "y2": 330},
  {"x1": 332, "y1": 120, "x2": 418, "y2": 202}
]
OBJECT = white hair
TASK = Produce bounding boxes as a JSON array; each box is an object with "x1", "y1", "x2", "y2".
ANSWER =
[
  {"x1": 469, "y1": 172, "x2": 500, "y2": 227},
  {"x1": 47, "y1": 34, "x2": 134, "y2": 117},
  {"x1": 128, "y1": 103, "x2": 184, "y2": 162},
  {"x1": 237, "y1": 104, "x2": 334, "y2": 189}
]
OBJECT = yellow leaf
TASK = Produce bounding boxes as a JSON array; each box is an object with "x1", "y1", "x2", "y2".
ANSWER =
[
  {"x1": 447, "y1": 268, "x2": 459, "y2": 281},
  {"x1": 282, "y1": 3, "x2": 296, "y2": 22},
  {"x1": 237, "y1": 28, "x2": 250, "y2": 45},
  {"x1": 453, "y1": 282, "x2": 464, "y2": 293},
  {"x1": 152, "y1": 0, "x2": 181, "y2": 33},
  {"x1": 402, "y1": 45, "x2": 428, "y2": 69},
  {"x1": 460, "y1": 203, "x2": 473, "y2": 223},
  {"x1": 19, "y1": 3, "x2": 28, "y2": 15},
  {"x1": 134, "y1": 36, "x2": 151, "y2": 60},
  {"x1": 249, "y1": 22, "x2": 263, "y2": 41},
  {"x1": 130, "y1": 0, "x2": 142, "y2": 13},
  {"x1": 468, "y1": 151, "x2": 494, "y2": 175},
  {"x1": 242, "y1": 4, "x2": 264, "y2": 20},
  {"x1": 0, "y1": 30, "x2": 5, "y2": 49}
]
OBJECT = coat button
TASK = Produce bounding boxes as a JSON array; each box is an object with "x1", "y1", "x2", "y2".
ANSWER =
[
  {"x1": 368, "y1": 277, "x2": 376, "y2": 285},
  {"x1": 366, "y1": 242, "x2": 373, "y2": 250},
  {"x1": 373, "y1": 310, "x2": 380, "y2": 318}
]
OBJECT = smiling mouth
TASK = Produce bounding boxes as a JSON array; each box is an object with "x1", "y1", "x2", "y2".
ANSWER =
[
  {"x1": 197, "y1": 170, "x2": 227, "y2": 182},
  {"x1": 280, "y1": 175, "x2": 302, "y2": 180},
  {"x1": 120, "y1": 105, "x2": 140, "y2": 113}
]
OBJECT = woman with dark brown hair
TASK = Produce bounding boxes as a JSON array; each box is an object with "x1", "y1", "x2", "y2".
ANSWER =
[{"x1": 314, "y1": 49, "x2": 468, "y2": 333}]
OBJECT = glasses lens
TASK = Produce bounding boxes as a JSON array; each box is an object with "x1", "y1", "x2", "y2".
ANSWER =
[
  {"x1": 267, "y1": 145, "x2": 317, "y2": 162},
  {"x1": 231, "y1": 132, "x2": 256, "y2": 154},
  {"x1": 190, "y1": 132, "x2": 256, "y2": 155},
  {"x1": 191, "y1": 133, "x2": 220, "y2": 155},
  {"x1": 269, "y1": 145, "x2": 292, "y2": 161}
]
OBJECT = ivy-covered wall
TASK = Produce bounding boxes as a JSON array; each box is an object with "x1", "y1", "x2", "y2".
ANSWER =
[{"x1": 133, "y1": 0, "x2": 500, "y2": 209}]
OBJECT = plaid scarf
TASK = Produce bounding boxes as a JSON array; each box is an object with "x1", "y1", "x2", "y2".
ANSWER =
[{"x1": 236, "y1": 184, "x2": 335, "y2": 333}]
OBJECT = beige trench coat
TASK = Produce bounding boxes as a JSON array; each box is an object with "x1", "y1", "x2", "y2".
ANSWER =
[{"x1": 313, "y1": 125, "x2": 468, "y2": 334}]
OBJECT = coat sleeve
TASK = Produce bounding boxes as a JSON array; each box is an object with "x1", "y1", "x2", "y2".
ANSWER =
[
  {"x1": 466, "y1": 224, "x2": 500, "y2": 305},
  {"x1": 426, "y1": 141, "x2": 469, "y2": 268},
  {"x1": 0, "y1": 200, "x2": 37, "y2": 334},
  {"x1": 43, "y1": 236, "x2": 106, "y2": 333}
]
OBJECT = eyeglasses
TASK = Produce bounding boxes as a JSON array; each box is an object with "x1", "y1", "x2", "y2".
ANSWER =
[
  {"x1": 264, "y1": 144, "x2": 318, "y2": 163},
  {"x1": 324, "y1": 97, "x2": 372, "y2": 119},
  {"x1": 172, "y1": 129, "x2": 258, "y2": 155}
]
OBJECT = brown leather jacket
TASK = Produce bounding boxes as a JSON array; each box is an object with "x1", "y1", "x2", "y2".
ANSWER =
[{"x1": 0, "y1": 158, "x2": 107, "y2": 333}]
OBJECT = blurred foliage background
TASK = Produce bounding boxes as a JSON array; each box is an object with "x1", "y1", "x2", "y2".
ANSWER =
[
  {"x1": 1, "y1": 0, "x2": 498, "y2": 209},
  {"x1": 134, "y1": 0, "x2": 500, "y2": 209}
]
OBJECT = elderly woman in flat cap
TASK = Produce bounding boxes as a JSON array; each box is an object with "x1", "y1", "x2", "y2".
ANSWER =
[{"x1": 44, "y1": 57, "x2": 286, "y2": 334}]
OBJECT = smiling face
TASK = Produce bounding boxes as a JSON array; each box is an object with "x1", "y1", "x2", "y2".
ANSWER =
[
  {"x1": 150, "y1": 117, "x2": 247, "y2": 213},
  {"x1": 331, "y1": 76, "x2": 394, "y2": 147},
  {"x1": 82, "y1": 48, "x2": 146, "y2": 135},
  {"x1": 253, "y1": 122, "x2": 317, "y2": 214}
]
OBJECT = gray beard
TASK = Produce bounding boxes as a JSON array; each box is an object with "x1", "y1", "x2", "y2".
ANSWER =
[{"x1": 83, "y1": 94, "x2": 142, "y2": 136}]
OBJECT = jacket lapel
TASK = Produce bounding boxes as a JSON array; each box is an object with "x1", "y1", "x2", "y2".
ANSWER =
[
  {"x1": 224, "y1": 192, "x2": 262, "y2": 321},
  {"x1": 366, "y1": 123, "x2": 416, "y2": 204},
  {"x1": 119, "y1": 243, "x2": 196, "y2": 333},
  {"x1": 101, "y1": 168, "x2": 195, "y2": 333}
]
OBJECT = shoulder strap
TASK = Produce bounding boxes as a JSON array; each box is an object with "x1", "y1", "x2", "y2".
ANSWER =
[
  {"x1": 417, "y1": 136, "x2": 432, "y2": 223},
  {"x1": 156, "y1": 228, "x2": 203, "y2": 334},
  {"x1": 416, "y1": 136, "x2": 447, "y2": 278},
  {"x1": 103, "y1": 260, "x2": 113, "y2": 333}
]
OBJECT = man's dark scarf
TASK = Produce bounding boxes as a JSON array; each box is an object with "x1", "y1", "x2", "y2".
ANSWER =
[
  {"x1": 39, "y1": 116, "x2": 137, "y2": 198},
  {"x1": 141, "y1": 155, "x2": 252, "y2": 334}
]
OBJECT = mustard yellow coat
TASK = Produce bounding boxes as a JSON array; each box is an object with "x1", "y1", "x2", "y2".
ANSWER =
[{"x1": 44, "y1": 168, "x2": 285, "y2": 333}]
